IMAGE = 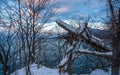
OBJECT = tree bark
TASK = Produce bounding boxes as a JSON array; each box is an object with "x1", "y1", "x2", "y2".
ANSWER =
[
  {"x1": 112, "y1": 23, "x2": 120, "y2": 75},
  {"x1": 67, "y1": 52, "x2": 73, "y2": 75},
  {"x1": 112, "y1": 7, "x2": 120, "y2": 75},
  {"x1": 112, "y1": 34, "x2": 120, "y2": 75}
]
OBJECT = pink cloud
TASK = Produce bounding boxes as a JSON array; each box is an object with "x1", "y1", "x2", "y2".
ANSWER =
[{"x1": 53, "y1": 6, "x2": 71, "y2": 14}]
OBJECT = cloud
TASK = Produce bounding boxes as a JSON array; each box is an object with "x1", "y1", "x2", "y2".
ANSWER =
[
  {"x1": 87, "y1": 0, "x2": 106, "y2": 10},
  {"x1": 53, "y1": 6, "x2": 71, "y2": 14}
]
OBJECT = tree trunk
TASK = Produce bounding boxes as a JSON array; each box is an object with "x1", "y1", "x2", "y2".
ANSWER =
[
  {"x1": 112, "y1": 65, "x2": 119, "y2": 75},
  {"x1": 112, "y1": 44, "x2": 120, "y2": 75},
  {"x1": 37, "y1": 43, "x2": 40, "y2": 69},
  {"x1": 3, "y1": 63, "x2": 8, "y2": 75},
  {"x1": 110, "y1": 2, "x2": 120, "y2": 74},
  {"x1": 67, "y1": 52, "x2": 73, "y2": 75},
  {"x1": 112, "y1": 26, "x2": 120, "y2": 75}
]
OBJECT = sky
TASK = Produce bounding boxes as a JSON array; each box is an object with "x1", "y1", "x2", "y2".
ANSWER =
[
  {"x1": 0, "y1": 0, "x2": 108, "y2": 31},
  {"x1": 0, "y1": 0, "x2": 108, "y2": 22},
  {"x1": 42, "y1": 0, "x2": 108, "y2": 31},
  {"x1": 52, "y1": 0, "x2": 107, "y2": 22}
]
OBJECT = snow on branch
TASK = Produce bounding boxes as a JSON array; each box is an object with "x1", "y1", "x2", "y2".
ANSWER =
[
  {"x1": 78, "y1": 22, "x2": 88, "y2": 34},
  {"x1": 56, "y1": 20, "x2": 111, "y2": 52},
  {"x1": 56, "y1": 20, "x2": 78, "y2": 33},
  {"x1": 72, "y1": 53, "x2": 84, "y2": 61},
  {"x1": 59, "y1": 56, "x2": 68, "y2": 67},
  {"x1": 66, "y1": 41, "x2": 78, "y2": 54},
  {"x1": 77, "y1": 49, "x2": 112, "y2": 59},
  {"x1": 58, "y1": 41, "x2": 78, "y2": 67}
]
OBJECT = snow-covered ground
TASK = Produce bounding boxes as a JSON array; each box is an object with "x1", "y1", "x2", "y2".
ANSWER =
[
  {"x1": 90, "y1": 69, "x2": 110, "y2": 75},
  {"x1": 11, "y1": 64, "x2": 111, "y2": 75},
  {"x1": 11, "y1": 64, "x2": 68, "y2": 75}
]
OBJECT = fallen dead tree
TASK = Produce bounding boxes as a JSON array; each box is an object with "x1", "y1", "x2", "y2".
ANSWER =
[
  {"x1": 56, "y1": 20, "x2": 111, "y2": 52},
  {"x1": 55, "y1": 20, "x2": 113, "y2": 75}
]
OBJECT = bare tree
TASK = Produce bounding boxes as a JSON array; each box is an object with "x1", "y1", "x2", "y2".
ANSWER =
[
  {"x1": 0, "y1": 0, "x2": 57, "y2": 74},
  {"x1": 0, "y1": 27, "x2": 16, "y2": 75},
  {"x1": 15, "y1": 0, "x2": 57, "y2": 74},
  {"x1": 107, "y1": 0, "x2": 120, "y2": 75}
]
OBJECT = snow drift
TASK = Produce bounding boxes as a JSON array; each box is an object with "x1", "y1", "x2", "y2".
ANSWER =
[
  {"x1": 11, "y1": 64, "x2": 68, "y2": 75},
  {"x1": 11, "y1": 64, "x2": 111, "y2": 75}
]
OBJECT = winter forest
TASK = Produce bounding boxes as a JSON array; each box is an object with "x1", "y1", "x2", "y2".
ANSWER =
[{"x1": 0, "y1": 0, "x2": 120, "y2": 75}]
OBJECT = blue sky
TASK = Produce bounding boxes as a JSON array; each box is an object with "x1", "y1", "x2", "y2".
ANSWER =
[
  {"x1": 0, "y1": 0, "x2": 109, "y2": 31},
  {"x1": 0, "y1": 0, "x2": 108, "y2": 22},
  {"x1": 53, "y1": 0, "x2": 107, "y2": 22}
]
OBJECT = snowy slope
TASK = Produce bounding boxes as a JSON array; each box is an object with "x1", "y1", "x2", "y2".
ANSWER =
[
  {"x1": 11, "y1": 64, "x2": 111, "y2": 75},
  {"x1": 90, "y1": 69, "x2": 110, "y2": 75},
  {"x1": 11, "y1": 64, "x2": 68, "y2": 75}
]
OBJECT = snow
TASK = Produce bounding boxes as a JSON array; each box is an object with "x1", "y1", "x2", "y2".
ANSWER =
[
  {"x1": 59, "y1": 56, "x2": 68, "y2": 66},
  {"x1": 11, "y1": 64, "x2": 68, "y2": 75},
  {"x1": 56, "y1": 20, "x2": 111, "y2": 51},
  {"x1": 56, "y1": 20, "x2": 78, "y2": 33},
  {"x1": 79, "y1": 49, "x2": 112, "y2": 56},
  {"x1": 90, "y1": 69, "x2": 110, "y2": 75},
  {"x1": 91, "y1": 35, "x2": 103, "y2": 42},
  {"x1": 11, "y1": 63, "x2": 114, "y2": 75},
  {"x1": 78, "y1": 22, "x2": 87, "y2": 34},
  {"x1": 78, "y1": 49, "x2": 112, "y2": 58},
  {"x1": 59, "y1": 41, "x2": 78, "y2": 67}
]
